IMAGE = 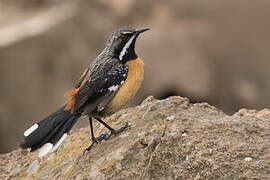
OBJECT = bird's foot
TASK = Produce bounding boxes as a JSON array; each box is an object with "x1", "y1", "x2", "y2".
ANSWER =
[
  {"x1": 84, "y1": 135, "x2": 106, "y2": 153},
  {"x1": 83, "y1": 122, "x2": 130, "y2": 153},
  {"x1": 84, "y1": 138, "x2": 98, "y2": 153},
  {"x1": 104, "y1": 122, "x2": 130, "y2": 140}
]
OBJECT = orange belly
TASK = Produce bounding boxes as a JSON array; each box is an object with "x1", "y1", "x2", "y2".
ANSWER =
[{"x1": 104, "y1": 57, "x2": 144, "y2": 114}]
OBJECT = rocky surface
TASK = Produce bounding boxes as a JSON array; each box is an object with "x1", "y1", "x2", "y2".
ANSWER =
[
  {"x1": 2, "y1": 0, "x2": 270, "y2": 153},
  {"x1": 0, "y1": 96, "x2": 269, "y2": 179}
]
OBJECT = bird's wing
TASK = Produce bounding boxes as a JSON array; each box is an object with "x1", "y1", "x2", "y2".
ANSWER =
[{"x1": 70, "y1": 62, "x2": 128, "y2": 114}]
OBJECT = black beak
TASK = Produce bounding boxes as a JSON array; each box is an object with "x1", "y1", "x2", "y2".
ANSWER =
[{"x1": 136, "y1": 28, "x2": 150, "y2": 34}]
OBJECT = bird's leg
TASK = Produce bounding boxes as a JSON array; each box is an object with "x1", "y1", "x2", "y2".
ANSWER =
[
  {"x1": 93, "y1": 116, "x2": 129, "y2": 140},
  {"x1": 84, "y1": 117, "x2": 106, "y2": 153}
]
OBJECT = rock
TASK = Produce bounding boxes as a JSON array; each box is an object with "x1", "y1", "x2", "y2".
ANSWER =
[
  {"x1": 0, "y1": 96, "x2": 269, "y2": 179},
  {"x1": 3, "y1": 0, "x2": 270, "y2": 153}
]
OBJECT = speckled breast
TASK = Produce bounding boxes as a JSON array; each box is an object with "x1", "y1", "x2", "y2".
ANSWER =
[{"x1": 103, "y1": 57, "x2": 144, "y2": 114}]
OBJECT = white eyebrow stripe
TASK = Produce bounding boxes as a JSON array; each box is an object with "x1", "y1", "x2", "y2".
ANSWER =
[
  {"x1": 119, "y1": 35, "x2": 136, "y2": 61},
  {"x1": 122, "y1": 31, "x2": 132, "y2": 34}
]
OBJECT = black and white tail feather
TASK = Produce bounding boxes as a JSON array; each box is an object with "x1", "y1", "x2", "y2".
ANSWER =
[{"x1": 20, "y1": 106, "x2": 80, "y2": 157}]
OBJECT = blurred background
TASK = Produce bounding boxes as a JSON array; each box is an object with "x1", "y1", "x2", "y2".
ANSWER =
[{"x1": 1, "y1": 0, "x2": 270, "y2": 153}]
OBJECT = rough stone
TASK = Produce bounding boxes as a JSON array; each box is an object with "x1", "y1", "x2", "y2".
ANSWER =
[{"x1": 0, "y1": 96, "x2": 269, "y2": 179}]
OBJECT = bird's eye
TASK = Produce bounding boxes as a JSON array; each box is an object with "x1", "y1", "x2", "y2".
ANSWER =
[{"x1": 121, "y1": 35, "x2": 128, "y2": 40}]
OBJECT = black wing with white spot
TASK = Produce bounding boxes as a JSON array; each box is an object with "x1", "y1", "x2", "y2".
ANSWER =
[
  {"x1": 95, "y1": 63, "x2": 128, "y2": 92},
  {"x1": 73, "y1": 63, "x2": 128, "y2": 114}
]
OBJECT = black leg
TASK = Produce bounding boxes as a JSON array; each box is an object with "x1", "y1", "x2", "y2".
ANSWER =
[
  {"x1": 93, "y1": 116, "x2": 129, "y2": 140},
  {"x1": 84, "y1": 117, "x2": 107, "y2": 153},
  {"x1": 89, "y1": 117, "x2": 96, "y2": 141},
  {"x1": 84, "y1": 116, "x2": 130, "y2": 153},
  {"x1": 94, "y1": 116, "x2": 116, "y2": 133},
  {"x1": 84, "y1": 117, "x2": 97, "y2": 153}
]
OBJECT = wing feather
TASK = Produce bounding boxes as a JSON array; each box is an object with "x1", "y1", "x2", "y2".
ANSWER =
[{"x1": 72, "y1": 62, "x2": 128, "y2": 114}]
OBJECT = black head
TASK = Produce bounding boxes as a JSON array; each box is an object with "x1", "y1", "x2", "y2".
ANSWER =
[{"x1": 105, "y1": 28, "x2": 150, "y2": 63}]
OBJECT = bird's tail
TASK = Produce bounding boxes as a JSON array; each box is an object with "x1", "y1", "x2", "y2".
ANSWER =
[{"x1": 20, "y1": 106, "x2": 80, "y2": 157}]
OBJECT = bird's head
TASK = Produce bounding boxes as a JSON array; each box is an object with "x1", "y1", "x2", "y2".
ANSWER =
[{"x1": 106, "y1": 28, "x2": 150, "y2": 63}]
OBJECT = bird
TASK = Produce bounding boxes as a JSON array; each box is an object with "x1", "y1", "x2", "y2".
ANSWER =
[{"x1": 20, "y1": 27, "x2": 149, "y2": 157}]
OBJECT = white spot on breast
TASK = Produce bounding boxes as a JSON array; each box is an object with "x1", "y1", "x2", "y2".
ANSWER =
[
  {"x1": 108, "y1": 85, "x2": 119, "y2": 91},
  {"x1": 39, "y1": 143, "x2": 53, "y2": 158},
  {"x1": 24, "y1": 124, "x2": 38, "y2": 137},
  {"x1": 51, "y1": 133, "x2": 67, "y2": 152},
  {"x1": 121, "y1": 81, "x2": 125, "y2": 85}
]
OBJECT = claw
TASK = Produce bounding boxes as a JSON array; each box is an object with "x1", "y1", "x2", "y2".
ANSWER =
[
  {"x1": 96, "y1": 133, "x2": 107, "y2": 142},
  {"x1": 84, "y1": 138, "x2": 98, "y2": 154},
  {"x1": 104, "y1": 133, "x2": 112, "y2": 141},
  {"x1": 84, "y1": 122, "x2": 130, "y2": 154},
  {"x1": 111, "y1": 122, "x2": 129, "y2": 135}
]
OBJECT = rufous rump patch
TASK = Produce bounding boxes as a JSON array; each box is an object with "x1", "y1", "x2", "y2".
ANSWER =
[{"x1": 65, "y1": 78, "x2": 86, "y2": 110}]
